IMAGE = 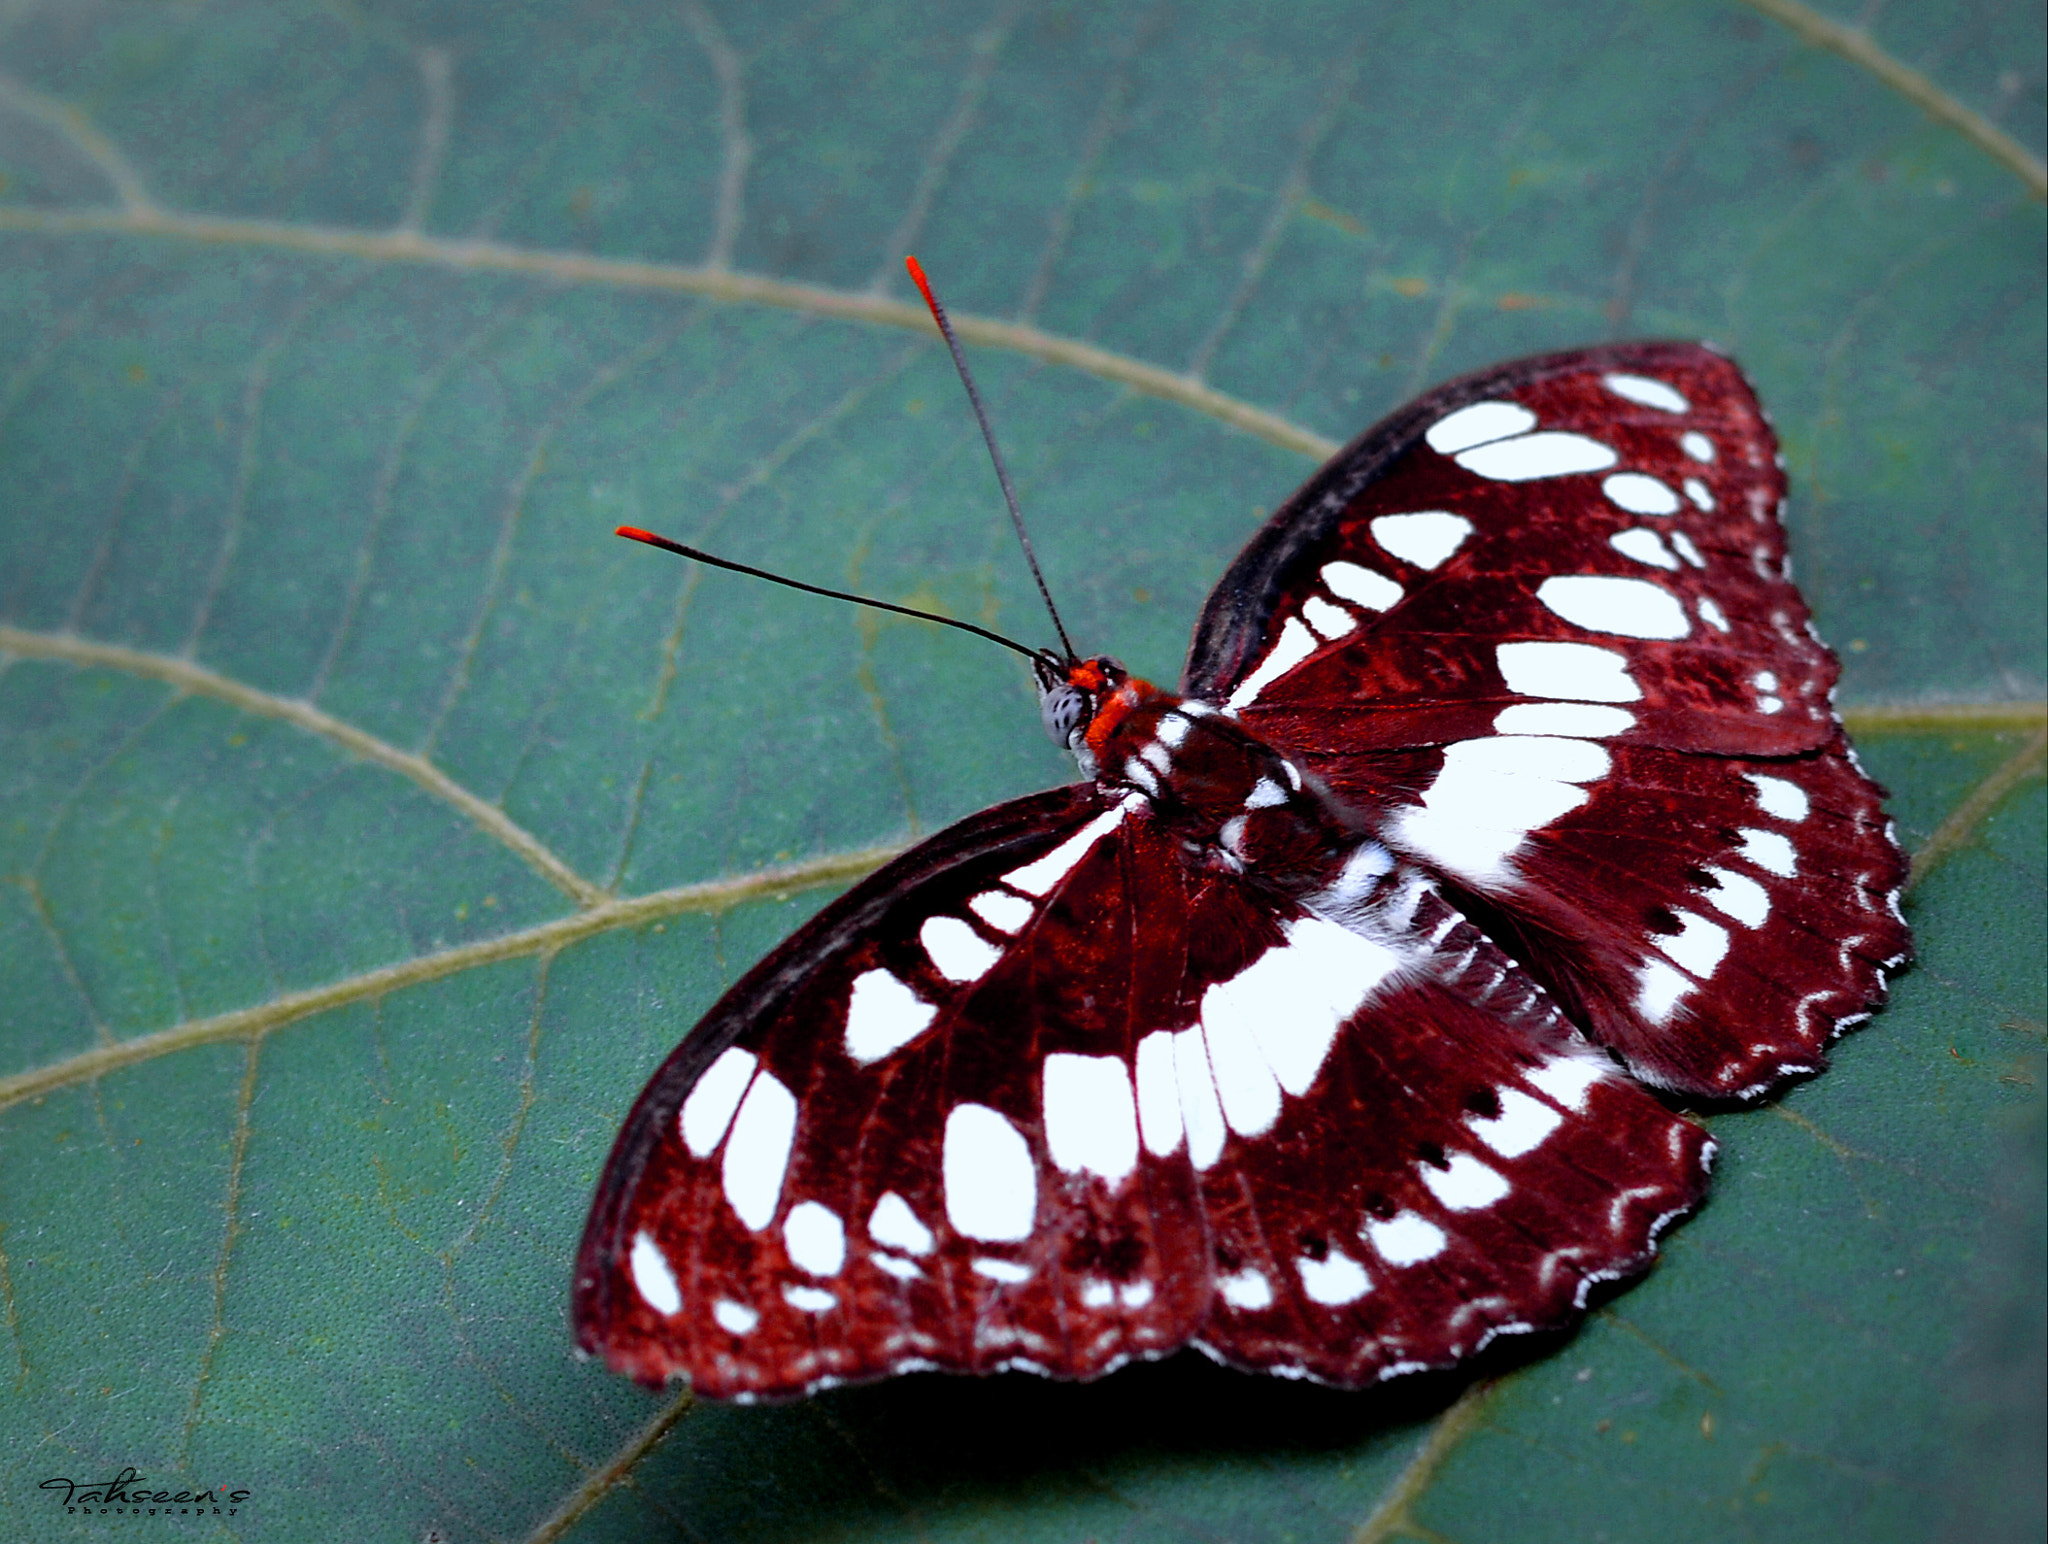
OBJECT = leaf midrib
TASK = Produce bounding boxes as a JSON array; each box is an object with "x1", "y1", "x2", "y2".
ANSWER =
[{"x1": 2, "y1": 601, "x2": 2040, "y2": 1111}]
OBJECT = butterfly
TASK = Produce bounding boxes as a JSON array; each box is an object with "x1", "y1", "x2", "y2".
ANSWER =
[{"x1": 572, "y1": 295, "x2": 1909, "y2": 1402}]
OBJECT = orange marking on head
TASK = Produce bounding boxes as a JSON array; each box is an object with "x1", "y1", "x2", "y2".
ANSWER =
[
  {"x1": 1083, "y1": 675, "x2": 1165, "y2": 761},
  {"x1": 1066, "y1": 659, "x2": 1114, "y2": 695}
]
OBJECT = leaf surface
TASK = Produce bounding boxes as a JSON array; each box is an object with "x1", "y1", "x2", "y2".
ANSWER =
[{"x1": 0, "y1": 1, "x2": 2041, "y2": 1540}]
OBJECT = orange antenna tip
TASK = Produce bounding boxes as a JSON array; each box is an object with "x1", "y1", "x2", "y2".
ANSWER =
[{"x1": 904, "y1": 254, "x2": 936, "y2": 312}]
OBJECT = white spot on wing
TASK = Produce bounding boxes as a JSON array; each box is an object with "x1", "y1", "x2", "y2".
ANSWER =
[
  {"x1": 1496, "y1": 640, "x2": 1641, "y2": 702},
  {"x1": 943, "y1": 1103, "x2": 1036, "y2": 1242},
  {"x1": 1697, "y1": 596, "x2": 1731, "y2": 632},
  {"x1": 868, "y1": 1192, "x2": 934, "y2": 1256},
  {"x1": 1536, "y1": 575, "x2": 1691, "y2": 639},
  {"x1": 1120, "y1": 1280, "x2": 1154, "y2": 1308},
  {"x1": 1156, "y1": 712, "x2": 1194, "y2": 749},
  {"x1": 1425, "y1": 400, "x2": 1535, "y2": 453},
  {"x1": 1134, "y1": 1031, "x2": 1184, "y2": 1157},
  {"x1": 1602, "y1": 472, "x2": 1683, "y2": 515},
  {"x1": 1219, "y1": 1268, "x2": 1274, "y2": 1310},
  {"x1": 1422, "y1": 1152, "x2": 1510, "y2": 1211},
  {"x1": 1637, "y1": 957, "x2": 1694, "y2": 1023},
  {"x1": 1298, "y1": 1250, "x2": 1372, "y2": 1304},
  {"x1": 783, "y1": 1201, "x2": 846, "y2": 1277},
  {"x1": 1173, "y1": 1025, "x2": 1227, "y2": 1169},
  {"x1": 1203, "y1": 992, "x2": 1283, "y2": 1138},
  {"x1": 1458, "y1": 433, "x2": 1618, "y2": 481},
  {"x1": 1468, "y1": 1087, "x2": 1563, "y2": 1157},
  {"x1": 1321, "y1": 560, "x2": 1404, "y2": 612},
  {"x1": 920, "y1": 916, "x2": 1002, "y2": 983},
  {"x1": 1002, "y1": 804, "x2": 1126, "y2": 897},
  {"x1": 1042, "y1": 1052, "x2": 1140, "y2": 1187},
  {"x1": 713, "y1": 1298, "x2": 758, "y2": 1334},
  {"x1": 969, "y1": 889, "x2": 1033, "y2": 934},
  {"x1": 1655, "y1": 909, "x2": 1730, "y2": 978},
  {"x1": 1610, "y1": 527, "x2": 1680, "y2": 570},
  {"x1": 1448, "y1": 733, "x2": 1611, "y2": 785},
  {"x1": 1736, "y1": 827, "x2": 1797, "y2": 877},
  {"x1": 873, "y1": 1252, "x2": 921, "y2": 1281},
  {"x1": 1079, "y1": 1279, "x2": 1114, "y2": 1308},
  {"x1": 1392, "y1": 735, "x2": 1609, "y2": 885},
  {"x1": 844, "y1": 969, "x2": 938, "y2": 1063},
  {"x1": 1602, "y1": 373, "x2": 1690, "y2": 412},
  {"x1": 1701, "y1": 866, "x2": 1771, "y2": 927},
  {"x1": 1366, "y1": 1212, "x2": 1448, "y2": 1265},
  {"x1": 1370, "y1": 511, "x2": 1474, "y2": 569},
  {"x1": 1681, "y1": 431, "x2": 1715, "y2": 462},
  {"x1": 1226, "y1": 617, "x2": 1319, "y2": 711},
  {"x1": 784, "y1": 1284, "x2": 836, "y2": 1313},
  {"x1": 721, "y1": 1069, "x2": 797, "y2": 1231},
  {"x1": 1301, "y1": 595, "x2": 1356, "y2": 640},
  {"x1": 1202, "y1": 915, "x2": 1399, "y2": 1097},
  {"x1": 1492, "y1": 702, "x2": 1635, "y2": 737},
  {"x1": 973, "y1": 1258, "x2": 1032, "y2": 1284},
  {"x1": 1684, "y1": 476, "x2": 1715, "y2": 510},
  {"x1": 1524, "y1": 1055, "x2": 1606, "y2": 1111},
  {"x1": 1745, "y1": 773, "x2": 1810, "y2": 822},
  {"x1": 1123, "y1": 756, "x2": 1161, "y2": 795},
  {"x1": 1670, "y1": 531, "x2": 1706, "y2": 567},
  {"x1": 680, "y1": 1046, "x2": 757, "y2": 1157},
  {"x1": 629, "y1": 1231, "x2": 682, "y2": 1316}
]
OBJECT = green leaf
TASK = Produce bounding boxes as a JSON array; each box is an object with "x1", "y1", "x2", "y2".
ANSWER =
[{"x1": 1, "y1": 2, "x2": 2041, "y2": 1541}]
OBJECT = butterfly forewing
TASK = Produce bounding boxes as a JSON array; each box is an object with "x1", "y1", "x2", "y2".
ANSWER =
[
  {"x1": 574, "y1": 787, "x2": 1214, "y2": 1397},
  {"x1": 1188, "y1": 342, "x2": 1908, "y2": 1098},
  {"x1": 1192, "y1": 343, "x2": 1832, "y2": 756}
]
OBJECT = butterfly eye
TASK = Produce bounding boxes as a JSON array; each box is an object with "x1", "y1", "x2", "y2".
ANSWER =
[{"x1": 1039, "y1": 683, "x2": 1091, "y2": 748}]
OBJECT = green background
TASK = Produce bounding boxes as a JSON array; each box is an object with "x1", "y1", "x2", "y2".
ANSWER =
[{"x1": 1, "y1": 1, "x2": 2041, "y2": 1540}]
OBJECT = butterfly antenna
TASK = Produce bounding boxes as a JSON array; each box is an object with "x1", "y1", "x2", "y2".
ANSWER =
[
  {"x1": 615, "y1": 527, "x2": 1056, "y2": 668},
  {"x1": 905, "y1": 255, "x2": 1078, "y2": 665}
]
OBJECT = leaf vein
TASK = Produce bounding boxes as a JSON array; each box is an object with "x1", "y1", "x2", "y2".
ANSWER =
[
  {"x1": 0, "y1": 624, "x2": 607, "y2": 907},
  {"x1": 0, "y1": 205, "x2": 1342, "y2": 460},
  {"x1": 1735, "y1": 0, "x2": 2047, "y2": 200},
  {"x1": 0, "y1": 842, "x2": 900, "y2": 1111}
]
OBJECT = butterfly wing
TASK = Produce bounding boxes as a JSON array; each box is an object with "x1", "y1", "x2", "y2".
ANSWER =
[
  {"x1": 575, "y1": 784, "x2": 1710, "y2": 1399},
  {"x1": 1182, "y1": 342, "x2": 1909, "y2": 1098},
  {"x1": 574, "y1": 786, "x2": 1213, "y2": 1397}
]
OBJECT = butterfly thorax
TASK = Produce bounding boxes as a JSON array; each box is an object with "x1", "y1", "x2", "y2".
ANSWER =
[
  {"x1": 1081, "y1": 676, "x2": 1347, "y2": 879},
  {"x1": 1076, "y1": 670, "x2": 1582, "y2": 1045}
]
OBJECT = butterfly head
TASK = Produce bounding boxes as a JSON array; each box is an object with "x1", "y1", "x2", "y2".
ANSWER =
[{"x1": 1034, "y1": 653, "x2": 1130, "y2": 775}]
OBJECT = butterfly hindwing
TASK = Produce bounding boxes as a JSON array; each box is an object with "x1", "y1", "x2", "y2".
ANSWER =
[
  {"x1": 1187, "y1": 343, "x2": 1908, "y2": 1097},
  {"x1": 1183, "y1": 968, "x2": 1711, "y2": 1384}
]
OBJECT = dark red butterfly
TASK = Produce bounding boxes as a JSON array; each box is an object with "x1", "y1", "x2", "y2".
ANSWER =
[{"x1": 573, "y1": 327, "x2": 1908, "y2": 1401}]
